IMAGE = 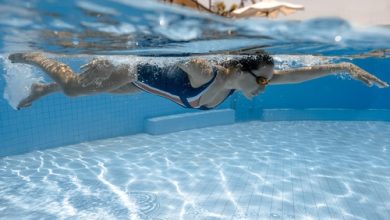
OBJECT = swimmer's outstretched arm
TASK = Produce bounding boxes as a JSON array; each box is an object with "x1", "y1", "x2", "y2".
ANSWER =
[{"x1": 269, "y1": 62, "x2": 389, "y2": 88}]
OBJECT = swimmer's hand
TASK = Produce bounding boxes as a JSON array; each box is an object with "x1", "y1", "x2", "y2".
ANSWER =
[
  {"x1": 79, "y1": 58, "x2": 115, "y2": 87},
  {"x1": 345, "y1": 63, "x2": 389, "y2": 88}
]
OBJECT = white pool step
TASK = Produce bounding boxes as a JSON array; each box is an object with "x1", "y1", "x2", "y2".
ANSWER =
[{"x1": 145, "y1": 109, "x2": 235, "y2": 135}]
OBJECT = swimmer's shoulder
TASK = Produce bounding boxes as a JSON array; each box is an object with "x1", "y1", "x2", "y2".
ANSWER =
[{"x1": 178, "y1": 58, "x2": 224, "y2": 87}]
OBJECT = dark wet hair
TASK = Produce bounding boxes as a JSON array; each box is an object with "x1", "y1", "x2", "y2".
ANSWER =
[{"x1": 220, "y1": 53, "x2": 274, "y2": 72}]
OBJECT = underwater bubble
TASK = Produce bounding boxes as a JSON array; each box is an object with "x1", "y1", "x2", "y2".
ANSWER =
[
  {"x1": 335, "y1": 35, "x2": 343, "y2": 42},
  {"x1": 2, "y1": 55, "x2": 44, "y2": 109},
  {"x1": 270, "y1": 213, "x2": 281, "y2": 218}
]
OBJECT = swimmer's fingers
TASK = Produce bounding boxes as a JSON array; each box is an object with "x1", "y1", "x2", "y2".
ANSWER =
[
  {"x1": 362, "y1": 74, "x2": 389, "y2": 88},
  {"x1": 362, "y1": 73, "x2": 389, "y2": 88},
  {"x1": 348, "y1": 64, "x2": 389, "y2": 88}
]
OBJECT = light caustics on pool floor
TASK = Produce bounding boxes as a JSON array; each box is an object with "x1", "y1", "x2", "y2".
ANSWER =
[{"x1": 1, "y1": 121, "x2": 390, "y2": 220}]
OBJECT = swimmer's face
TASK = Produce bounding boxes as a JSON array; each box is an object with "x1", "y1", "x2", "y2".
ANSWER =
[{"x1": 237, "y1": 65, "x2": 273, "y2": 99}]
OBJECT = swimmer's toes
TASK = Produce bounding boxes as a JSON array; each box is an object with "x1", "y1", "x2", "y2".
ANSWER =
[
  {"x1": 8, "y1": 53, "x2": 25, "y2": 63},
  {"x1": 8, "y1": 52, "x2": 43, "y2": 64},
  {"x1": 16, "y1": 99, "x2": 32, "y2": 110}
]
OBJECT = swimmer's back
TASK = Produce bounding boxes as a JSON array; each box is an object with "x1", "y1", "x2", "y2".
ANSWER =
[
  {"x1": 136, "y1": 63, "x2": 193, "y2": 96},
  {"x1": 134, "y1": 62, "x2": 225, "y2": 109}
]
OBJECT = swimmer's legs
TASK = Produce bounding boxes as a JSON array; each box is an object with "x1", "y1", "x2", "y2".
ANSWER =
[
  {"x1": 8, "y1": 53, "x2": 137, "y2": 97},
  {"x1": 17, "y1": 83, "x2": 60, "y2": 109},
  {"x1": 9, "y1": 53, "x2": 78, "y2": 94},
  {"x1": 17, "y1": 82, "x2": 139, "y2": 109}
]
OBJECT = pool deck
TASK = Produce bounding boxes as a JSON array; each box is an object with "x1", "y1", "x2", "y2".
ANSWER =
[{"x1": 198, "y1": 0, "x2": 390, "y2": 26}]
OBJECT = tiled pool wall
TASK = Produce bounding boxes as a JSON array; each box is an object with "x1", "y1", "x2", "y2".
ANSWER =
[{"x1": 1, "y1": 57, "x2": 389, "y2": 156}]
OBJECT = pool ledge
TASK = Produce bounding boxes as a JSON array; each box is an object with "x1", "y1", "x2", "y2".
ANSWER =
[
  {"x1": 145, "y1": 109, "x2": 235, "y2": 135},
  {"x1": 261, "y1": 109, "x2": 390, "y2": 121}
]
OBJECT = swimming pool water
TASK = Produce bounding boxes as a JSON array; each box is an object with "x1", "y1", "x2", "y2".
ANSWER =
[
  {"x1": 1, "y1": 121, "x2": 389, "y2": 219},
  {"x1": 1, "y1": 1, "x2": 390, "y2": 219}
]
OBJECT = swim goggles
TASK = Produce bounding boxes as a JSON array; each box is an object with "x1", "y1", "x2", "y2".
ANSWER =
[{"x1": 248, "y1": 70, "x2": 269, "y2": 86}]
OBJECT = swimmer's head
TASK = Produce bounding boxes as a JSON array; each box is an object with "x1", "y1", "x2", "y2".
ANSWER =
[
  {"x1": 220, "y1": 54, "x2": 274, "y2": 73},
  {"x1": 220, "y1": 54, "x2": 274, "y2": 99}
]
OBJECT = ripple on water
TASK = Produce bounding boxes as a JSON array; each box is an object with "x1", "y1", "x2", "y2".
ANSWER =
[{"x1": 129, "y1": 191, "x2": 159, "y2": 215}]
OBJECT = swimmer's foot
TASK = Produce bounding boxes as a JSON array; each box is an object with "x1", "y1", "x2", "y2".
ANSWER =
[
  {"x1": 8, "y1": 52, "x2": 44, "y2": 65},
  {"x1": 16, "y1": 83, "x2": 45, "y2": 110}
]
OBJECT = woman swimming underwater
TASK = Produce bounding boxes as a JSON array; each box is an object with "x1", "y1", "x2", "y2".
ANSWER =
[{"x1": 8, "y1": 52, "x2": 389, "y2": 110}]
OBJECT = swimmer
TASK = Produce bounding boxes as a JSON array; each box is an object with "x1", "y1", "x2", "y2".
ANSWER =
[{"x1": 8, "y1": 52, "x2": 389, "y2": 110}]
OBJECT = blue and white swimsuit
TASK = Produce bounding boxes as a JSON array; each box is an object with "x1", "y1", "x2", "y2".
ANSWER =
[{"x1": 133, "y1": 63, "x2": 235, "y2": 110}]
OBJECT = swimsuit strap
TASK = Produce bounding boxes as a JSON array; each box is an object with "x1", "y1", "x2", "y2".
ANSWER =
[
  {"x1": 133, "y1": 63, "x2": 234, "y2": 110},
  {"x1": 179, "y1": 66, "x2": 218, "y2": 109},
  {"x1": 180, "y1": 66, "x2": 235, "y2": 110}
]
